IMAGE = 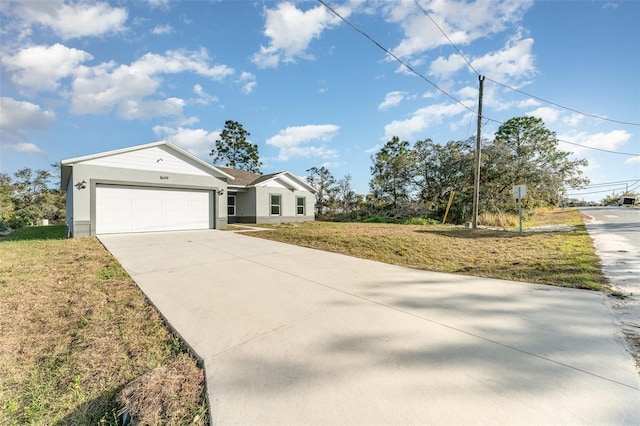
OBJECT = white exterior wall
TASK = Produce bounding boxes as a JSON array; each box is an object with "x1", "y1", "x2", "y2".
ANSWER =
[
  {"x1": 81, "y1": 145, "x2": 212, "y2": 176},
  {"x1": 65, "y1": 163, "x2": 227, "y2": 237},
  {"x1": 65, "y1": 177, "x2": 74, "y2": 235},
  {"x1": 254, "y1": 186, "x2": 315, "y2": 223}
]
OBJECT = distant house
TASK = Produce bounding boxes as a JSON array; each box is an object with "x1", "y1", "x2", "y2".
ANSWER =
[
  {"x1": 60, "y1": 141, "x2": 315, "y2": 237},
  {"x1": 218, "y1": 167, "x2": 316, "y2": 224}
]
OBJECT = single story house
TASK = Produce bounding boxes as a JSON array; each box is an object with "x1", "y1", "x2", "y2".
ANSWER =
[
  {"x1": 218, "y1": 166, "x2": 316, "y2": 225},
  {"x1": 61, "y1": 141, "x2": 316, "y2": 237}
]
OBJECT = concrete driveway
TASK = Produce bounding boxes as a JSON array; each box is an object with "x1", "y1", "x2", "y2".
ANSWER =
[{"x1": 99, "y1": 230, "x2": 640, "y2": 425}]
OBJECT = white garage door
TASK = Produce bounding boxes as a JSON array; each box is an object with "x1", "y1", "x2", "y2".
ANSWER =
[{"x1": 96, "y1": 185, "x2": 212, "y2": 234}]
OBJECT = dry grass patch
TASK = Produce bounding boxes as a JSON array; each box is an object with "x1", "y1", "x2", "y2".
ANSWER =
[
  {"x1": 250, "y1": 208, "x2": 607, "y2": 290},
  {"x1": 0, "y1": 226, "x2": 207, "y2": 425},
  {"x1": 119, "y1": 353, "x2": 205, "y2": 424}
]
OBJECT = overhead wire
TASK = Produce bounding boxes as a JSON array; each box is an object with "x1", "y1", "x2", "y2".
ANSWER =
[
  {"x1": 569, "y1": 178, "x2": 640, "y2": 189},
  {"x1": 317, "y1": 0, "x2": 480, "y2": 119},
  {"x1": 565, "y1": 187, "x2": 628, "y2": 196},
  {"x1": 556, "y1": 139, "x2": 640, "y2": 156},
  {"x1": 566, "y1": 179, "x2": 640, "y2": 196},
  {"x1": 318, "y1": 0, "x2": 640, "y2": 157},
  {"x1": 410, "y1": 0, "x2": 640, "y2": 126},
  {"x1": 485, "y1": 78, "x2": 640, "y2": 126},
  {"x1": 411, "y1": 0, "x2": 479, "y2": 76}
]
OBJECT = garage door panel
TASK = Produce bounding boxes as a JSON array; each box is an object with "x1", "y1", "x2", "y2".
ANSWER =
[
  {"x1": 132, "y1": 197, "x2": 162, "y2": 232},
  {"x1": 96, "y1": 185, "x2": 212, "y2": 234}
]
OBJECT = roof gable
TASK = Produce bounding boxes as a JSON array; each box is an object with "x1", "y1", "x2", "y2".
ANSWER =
[
  {"x1": 61, "y1": 141, "x2": 234, "y2": 188},
  {"x1": 218, "y1": 167, "x2": 316, "y2": 193},
  {"x1": 253, "y1": 172, "x2": 317, "y2": 193}
]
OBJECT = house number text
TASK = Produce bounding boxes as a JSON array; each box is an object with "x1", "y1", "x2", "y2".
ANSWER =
[{"x1": 160, "y1": 176, "x2": 169, "y2": 180}]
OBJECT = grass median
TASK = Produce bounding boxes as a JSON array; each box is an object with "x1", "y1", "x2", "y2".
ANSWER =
[
  {"x1": 0, "y1": 225, "x2": 207, "y2": 425},
  {"x1": 249, "y1": 208, "x2": 607, "y2": 291}
]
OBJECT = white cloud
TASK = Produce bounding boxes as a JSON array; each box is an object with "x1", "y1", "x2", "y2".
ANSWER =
[
  {"x1": 558, "y1": 130, "x2": 632, "y2": 156},
  {"x1": 146, "y1": 0, "x2": 172, "y2": 9},
  {"x1": 455, "y1": 85, "x2": 478, "y2": 101},
  {"x1": 71, "y1": 61, "x2": 158, "y2": 115},
  {"x1": 470, "y1": 35, "x2": 536, "y2": 84},
  {"x1": 151, "y1": 24, "x2": 173, "y2": 35},
  {"x1": 624, "y1": 156, "x2": 640, "y2": 164},
  {"x1": 251, "y1": 2, "x2": 347, "y2": 68},
  {"x1": 383, "y1": 102, "x2": 468, "y2": 141},
  {"x1": 131, "y1": 49, "x2": 234, "y2": 79},
  {"x1": 518, "y1": 99, "x2": 541, "y2": 108},
  {"x1": 117, "y1": 97, "x2": 185, "y2": 120},
  {"x1": 385, "y1": 0, "x2": 533, "y2": 60},
  {"x1": 429, "y1": 54, "x2": 467, "y2": 79},
  {"x1": 9, "y1": 0, "x2": 127, "y2": 39},
  {"x1": 266, "y1": 124, "x2": 340, "y2": 161},
  {"x1": 1, "y1": 43, "x2": 93, "y2": 93},
  {"x1": 378, "y1": 91, "x2": 406, "y2": 110},
  {"x1": 562, "y1": 113, "x2": 584, "y2": 127},
  {"x1": 152, "y1": 125, "x2": 220, "y2": 159},
  {"x1": 193, "y1": 84, "x2": 218, "y2": 105},
  {"x1": 238, "y1": 72, "x2": 257, "y2": 94},
  {"x1": 0, "y1": 97, "x2": 54, "y2": 157},
  {"x1": 71, "y1": 49, "x2": 234, "y2": 116},
  {"x1": 0, "y1": 97, "x2": 56, "y2": 139},
  {"x1": 4, "y1": 142, "x2": 47, "y2": 157},
  {"x1": 526, "y1": 106, "x2": 560, "y2": 124},
  {"x1": 321, "y1": 161, "x2": 342, "y2": 169}
]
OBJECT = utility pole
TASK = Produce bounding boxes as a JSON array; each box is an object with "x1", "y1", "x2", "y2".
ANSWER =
[{"x1": 472, "y1": 75, "x2": 485, "y2": 229}]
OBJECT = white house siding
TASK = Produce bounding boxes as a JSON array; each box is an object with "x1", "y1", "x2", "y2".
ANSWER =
[
  {"x1": 65, "y1": 163, "x2": 227, "y2": 237},
  {"x1": 81, "y1": 145, "x2": 211, "y2": 176},
  {"x1": 65, "y1": 177, "x2": 74, "y2": 236},
  {"x1": 254, "y1": 186, "x2": 315, "y2": 224}
]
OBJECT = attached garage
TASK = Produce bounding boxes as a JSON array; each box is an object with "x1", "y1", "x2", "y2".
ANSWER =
[
  {"x1": 95, "y1": 185, "x2": 214, "y2": 234},
  {"x1": 61, "y1": 141, "x2": 233, "y2": 237}
]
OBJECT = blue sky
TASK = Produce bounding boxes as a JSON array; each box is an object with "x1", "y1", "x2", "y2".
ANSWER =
[{"x1": 1, "y1": 0, "x2": 638, "y2": 202}]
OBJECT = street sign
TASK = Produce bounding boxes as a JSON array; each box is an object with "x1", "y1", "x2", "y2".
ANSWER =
[
  {"x1": 512, "y1": 185, "x2": 527, "y2": 200},
  {"x1": 512, "y1": 185, "x2": 527, "y2": 234}
]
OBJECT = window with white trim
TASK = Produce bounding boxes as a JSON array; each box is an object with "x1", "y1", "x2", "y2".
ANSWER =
[
  {"x1": 270, "y1": 194, "x2": 281, "y2": 215},
  {"x1": 296, "y1": 196, "x2": 305, "y2": 215}
]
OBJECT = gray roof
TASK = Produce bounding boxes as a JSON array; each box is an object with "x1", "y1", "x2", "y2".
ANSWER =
[
  {"x1": 217, "y1": 167, "x2": 263, "y2": 186},
  {"x1": 217, "y1": 167, "x2": 316, "y2": 193}
]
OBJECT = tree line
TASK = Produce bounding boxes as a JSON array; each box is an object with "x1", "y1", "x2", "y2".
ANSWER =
[
  {"x1": 1, "y1": 116, "x2": 629, "y2": 231},
  {"x1": 307, "y1": 116, "x2": 590, "y2": 224},
  {"x1": 1, "y1": 167, "x2": 65, "y2": 230}
]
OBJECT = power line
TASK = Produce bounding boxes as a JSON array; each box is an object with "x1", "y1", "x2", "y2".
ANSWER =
[
  {"x1": 569, "y1": 179, "x2": 640, "y2": 189},
  {"x1": 409, "y1": 1, "x2": 640, "y2": 127},
  {"x1": 556, "y1": 138, "x2": 640, "y2": 156},
  {"x1": 486, "y1": 78, "x2": 640, "y2": 126},
  {"x1": 320, "y1": 0, "x2": 640, "y2": 157},
  {"x1": 566, "y1": 179, "x2": 640, "y2": 196},
  {"x1": 629, "y1": 181, "x2": 640, "y2": 192},
  {"x1": 565, "y1": 187, "x2": 627, "y2": 196},
  {"x1": 411, "y1": 0, "x2": 479, "y2": 76},
  {"x1": 317, "y1": 0, "x2": 480, "y2": 119}
]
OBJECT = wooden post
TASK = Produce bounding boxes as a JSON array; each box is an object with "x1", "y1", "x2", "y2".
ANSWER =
[{"x1": 442, "y1": 191, "x2": 455, "y2": 224}]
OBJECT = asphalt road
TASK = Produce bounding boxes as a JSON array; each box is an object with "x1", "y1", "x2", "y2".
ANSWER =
[
  {"x1": 580, "y1": 206, "x2": 639, "y2": 294},
  {"x1": 581, "y1": 205, "x2": 640, "y2": 374}
]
